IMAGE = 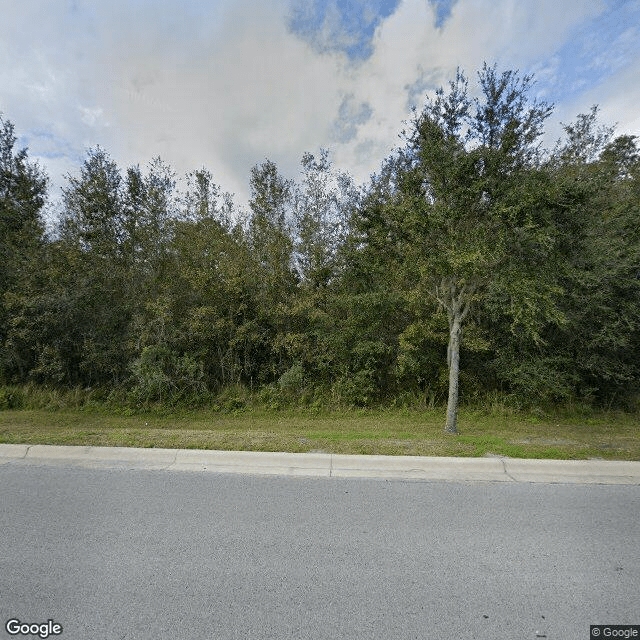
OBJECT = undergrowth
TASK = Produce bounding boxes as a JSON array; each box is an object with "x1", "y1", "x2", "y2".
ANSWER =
[{"x1": 0, "y1": 382, "x2": 635, "y2": 421}]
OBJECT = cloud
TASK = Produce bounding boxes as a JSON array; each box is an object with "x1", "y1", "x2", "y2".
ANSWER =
[
  {"x1": 331, "y1": 95, "x2": 374, "y2": 143},
  {"x1": 327, "y1": 0, "x2": 607, "y2": 178},
  {"x1": 82, "y1": 0, "x2": 353, "y2": 199},
  {"x1": 559, "y1": 49, "x2": 640, "y2": 141},
  {"x1": 79, "y1": 107, "x2": 106, "y2": 128},
  {"x1": 1, "y1": 0, "x2": 637, "y2": 214}
]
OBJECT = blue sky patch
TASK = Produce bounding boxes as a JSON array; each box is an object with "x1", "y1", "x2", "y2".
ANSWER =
[
  {"x1": 428, "y1": 0, "x2": 457, "y2": 28},
  {"x1": 331, "y1": 94, "x2": 374, "y2": 142},
  {"x1": 534, "y1": 0, "x2": 640, "y2": 108},
  {"x1": 287, "y1": 0, "x2": 400, "y2": 60}
]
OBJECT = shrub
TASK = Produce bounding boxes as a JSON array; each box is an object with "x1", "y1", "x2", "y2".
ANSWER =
[
  {"x1": 129, "y1": 345, "x2": 208, "y2": 406},
  {"x1": 332, "y1": 370, "x2": 376, "y2": 407},
  {"x1": 215, "y1": 383, "x2": 251, "y2": 412},
  {"x1": 0, "y1": 386, "x2": 24, "y2": 410},
  {"x1": 278, "y1": 363, "x2": 304, "y2": 395}
]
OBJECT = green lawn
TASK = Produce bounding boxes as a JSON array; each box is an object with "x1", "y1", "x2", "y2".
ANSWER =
[{"x1": 1, "y1": 406, "x2": 638, "y2": 460}]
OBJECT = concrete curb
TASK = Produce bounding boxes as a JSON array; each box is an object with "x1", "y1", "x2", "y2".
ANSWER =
[{"x1": 1, "y1": 444, "x2": 639, "y2": 484}]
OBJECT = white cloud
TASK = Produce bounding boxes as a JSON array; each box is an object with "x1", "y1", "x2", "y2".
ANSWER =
[
  {"x1": 79, "y1": 107, "x2": 106, "y2": 128},
  {"x1": 329, "y1": 0, "x2": 608, "y2": 181},
  {"x1": 1, "y1": 0, "x2": 637, "y2": 213},
  {"x1": 560, "y1": 50, "x2": 640, "y2": 140},
  {"x1": 82, "y1": 0, "x2": 354, "y2": 200}
]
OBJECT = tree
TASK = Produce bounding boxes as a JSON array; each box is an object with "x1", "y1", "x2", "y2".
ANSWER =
[
  {"x1": 148, "y1": 181, "x2": 254, "y2": 391},
  {"x1": 0, "y1": 118, "x2": 47, "y2": 299},
  {"x1": 358, "y1": 65, "x2": 557, "y2": 432},
  {"x1": 45, "y1": 147, "x2": 131, "y2": 385},
  {"x1": 247, "y1": 159, "x2": 297, "y2": 302},
  {"x1": 60, "y1": 146, "x2": 123, "y2": 256},
  {"x1": 541, "y1": 110, "x2": 640, "y2": 406},
  {"x1": 244, "y1": 160, "x2": 298, "y2": 382},
  {"x1": 182, "y1": 167, "x2": 234, "y2": 227},
  {"x1": 293, "y1": 149, "x2": 354, "y2": 290},
  {"x1": 0, "y1": 115, "x2": 48, "y2": 380}
]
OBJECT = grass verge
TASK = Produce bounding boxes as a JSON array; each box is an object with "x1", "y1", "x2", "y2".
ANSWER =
[{"x1": 0, "y1": 406, "x2": 638, "y2": 460}]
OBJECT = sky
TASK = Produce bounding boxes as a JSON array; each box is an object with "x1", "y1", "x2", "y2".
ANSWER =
[{"x1": 1, "y1": 0, "x2": 639, "y2": 213}]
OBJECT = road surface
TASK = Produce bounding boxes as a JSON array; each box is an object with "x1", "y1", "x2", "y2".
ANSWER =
[{"x1": 1, "y1": 461, "x2": 638, "y2": 639}]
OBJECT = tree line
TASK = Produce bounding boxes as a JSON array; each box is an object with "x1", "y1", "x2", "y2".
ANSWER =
[{"x1": 2, "y1": 65, "x2": 639, "y2": 429}]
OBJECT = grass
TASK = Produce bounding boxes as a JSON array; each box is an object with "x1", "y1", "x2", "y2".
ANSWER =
[{"x1": 0, "y1": 404, "x2": 638, "y2": 460}]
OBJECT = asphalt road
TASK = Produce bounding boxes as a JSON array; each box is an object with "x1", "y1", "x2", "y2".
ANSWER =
[{"x1": 1, "y1": 462, "x2": 638, "y2": 640}]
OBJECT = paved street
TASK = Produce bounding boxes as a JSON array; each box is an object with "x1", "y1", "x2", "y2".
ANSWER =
[{"x1": 1, "y1": 461, "x2": 639, "y2": 639}]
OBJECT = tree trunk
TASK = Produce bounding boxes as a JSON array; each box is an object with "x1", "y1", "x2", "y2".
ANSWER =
[
  {"x1": 445, "y1": 317, "x2": 462, "y2": 434},
  {"x1": 436, "y1": 277, "x2": 474, "y2": 435}
]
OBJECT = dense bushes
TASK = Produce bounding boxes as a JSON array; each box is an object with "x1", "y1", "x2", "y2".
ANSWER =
[{"x1": 1, "y1": 77, "x2": 639, "y2": 412}]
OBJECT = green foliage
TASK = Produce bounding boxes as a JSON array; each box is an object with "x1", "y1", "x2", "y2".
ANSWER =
[
  {"x1": 396, "y1": 320, "x2": 447, "y2": 395},
  {"x1": 331, "y1": 370, "x2": 377, "y2": 407},
  {"x1": 0, "y1": 114, "x2": 47, "y2": 365},
  {"x1": 129, "y1": 345, "x2": 208, "y2": 407},
  {"x1": 354, "y1": 65, "x2": 560, "y2": 431},
  {"x1": 214, "y1": 383, "x2": 252, "y2": 413},
  {"x1": 0, "y1": 383, "x2": 108, "y2": 411},
  {"x1": 1, "y1": 77, "x2": 639, "y2": 419},
  {"x1": 278, "y1": 363, "x2": 305, "y2": 395},
  {"x1": 0, "y1": 386, "x2": 24, "y2": 410},
  {"x1": 293, "y1": 149, "x2": 355, "y2": 289}
]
